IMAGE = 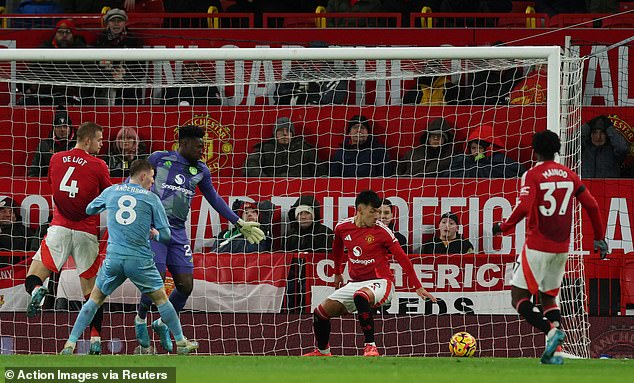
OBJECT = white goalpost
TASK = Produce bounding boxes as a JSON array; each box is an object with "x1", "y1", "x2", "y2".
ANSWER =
[{"x1": 0, "y1": 46, "x2": 589, "y2": 357}]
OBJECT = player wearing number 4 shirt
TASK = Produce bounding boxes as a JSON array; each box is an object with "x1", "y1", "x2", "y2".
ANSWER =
[
  {"x1": 25, "y1": 122, "x2": 112, "y2": 355},
  {"x1": 492, "y1": 130, "x2": 608, "y2": 365},
  {"x1": 303, "y1": 190, "x2": 436, "y2": 357}
]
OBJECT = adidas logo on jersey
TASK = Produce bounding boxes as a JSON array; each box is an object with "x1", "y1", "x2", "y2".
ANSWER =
[{"x1": 344, "y1": 235, "x2": 352, "y2": 241}]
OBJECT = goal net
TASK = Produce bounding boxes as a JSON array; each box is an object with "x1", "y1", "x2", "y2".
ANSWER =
[{"x1": 0, "y1": 46, "x2": 589, "y2": 357}]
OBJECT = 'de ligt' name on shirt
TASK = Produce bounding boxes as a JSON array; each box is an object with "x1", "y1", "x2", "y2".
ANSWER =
[{"x1": 62, "y1": 155, "x2": 88, "y2": 166}]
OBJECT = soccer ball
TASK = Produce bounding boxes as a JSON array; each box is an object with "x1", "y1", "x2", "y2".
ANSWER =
[{"x1": 449, "y1": 331, "x2": 477, "y2": 357}]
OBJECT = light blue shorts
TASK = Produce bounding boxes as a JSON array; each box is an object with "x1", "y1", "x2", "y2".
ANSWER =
[{"x1": 96, "y1": 256, "x2": 165, "y2": 295}]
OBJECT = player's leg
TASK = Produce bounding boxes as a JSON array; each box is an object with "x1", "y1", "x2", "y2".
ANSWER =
[
  {"x1": 135, "y1": 240, "x2": 168, "y2": 352},
  {"x1": 129, "y1": 258, "x2": 198, "y2": 355},
  {"x1": 137, "y1": 240, "x2": 168, "y2": 321},
  {"x1": 60, "y1": 288, "x2": 108, "y2": 354},
  {"x1": 146, "y1": 289, "x2": 198, "y2": 354},
  {"x1": 538, "y1": 252, "x2": 568, "y2": 364},
  {"x1": 73, "y1": 230, "x2": 103, "y2": 355},
  {"x1": 304, "y1": 281, "x2": 356, "y2": 356},
  {"x1": 511, "y1": 247, "x2": 553, "y2": 334},
  {"x1": 25, "y1": 227, "x2": 71, "y2": 317},
  {"x1": 166, "y1": 234, "x2": 195, "y2": 313},
  {"x1": 303, "y1": 298, "x2": 346, "y2": 356},
  {"x1": 61, "y1": 258, "x2": 124, "y2": 355}
]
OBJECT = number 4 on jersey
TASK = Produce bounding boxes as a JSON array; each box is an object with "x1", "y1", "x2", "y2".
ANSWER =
[{"x1": 60, "y1": 167, "x2": 79, "y2": 198}]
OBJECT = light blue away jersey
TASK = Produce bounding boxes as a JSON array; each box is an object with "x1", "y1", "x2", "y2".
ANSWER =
[
  {"x1": 87, "y1": 182, "x2": 170, "y2": 259},
  {"x1": 148, "y1": 151, "x2": 239, "y2": 229}
]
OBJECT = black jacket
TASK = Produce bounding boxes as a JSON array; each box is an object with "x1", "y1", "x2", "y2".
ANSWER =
[{"x1": 419, "y1": 235, "x2": 474, "y2": 255}]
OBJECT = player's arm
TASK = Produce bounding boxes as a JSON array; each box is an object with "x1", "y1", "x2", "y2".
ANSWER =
[
  {"x1": 577, "y1": 185, "x2": 609, "y2": 258},
  {"x1": 496, "y1": 174, "x2": 535, "y2": 234},
  {"x1": 198, "y1": 169, "x2": 264, "y2": 244},
  {"x1": 332, "y1": 228, "x2": 345, "y2": 289},
  {"x1": 86, "y1": 189, "x2": 108, "y2": 216},
  {"x1": 388, "y1": 240, "x2": 436, "y2": 302},
  {"x1": 150, "y1": 194, "x2": 171, "y2": 244}
]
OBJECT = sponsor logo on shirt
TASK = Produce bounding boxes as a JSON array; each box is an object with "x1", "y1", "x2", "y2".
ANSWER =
[
  {"x1": 344, "y1": 234, "x2": 352, "y2": 241},
  {"x1": 350, "y1": 258, "x2": 375, "y2": 265},
  {"x1": 352, "y1": 246, "x2": 362, "y2": 257},
  {"x1": 160, "y1": 183, "x2": 194, "y2": 196},
  {"x1": 174, "y1": 174, "x2": 186, "y2": 185}
]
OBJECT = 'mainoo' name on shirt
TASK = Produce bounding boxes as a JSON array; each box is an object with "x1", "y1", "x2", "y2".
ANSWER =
[
  {"x1": 161, "y1": 183, "x2": 195, "y2": 196},
  {"x1": 114, "y1": 184, "x2": 148, "y2": 194},
  {"x1": 541, "y1": 168, "x2": 569, "y2": 179}
]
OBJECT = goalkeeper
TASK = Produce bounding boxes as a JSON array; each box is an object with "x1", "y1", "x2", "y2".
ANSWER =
[{"x1": 134, "y1": 125, "x2": 265, "y2": 353}]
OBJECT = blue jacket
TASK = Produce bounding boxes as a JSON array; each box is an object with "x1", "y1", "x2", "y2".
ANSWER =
[{"x1": 330, "y1": 136, "x2": 394, "y2": 177}]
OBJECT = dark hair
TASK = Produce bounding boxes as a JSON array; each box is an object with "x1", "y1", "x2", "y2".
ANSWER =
[
  {"x1": 380, "y1": 198, "x2": 394, "y2": 213},
  {"x1": 76, "y1": 122, "x2": 103, "y2": 141},
  {"x1": 532, "y1": 130, "x2": 560, "y2": 160},
  {"x1": 347, "y1": 115, "x2": 371, "y2": 134},
  {"x1": 356, "y1": 190, "x2": 381, "y2": 209},
  {"x1": 178, "y1": 125, "x2": 204, "y2": 141},
  {"x1": 129, "y1": 159, "x2": 153, "y2": 177}
]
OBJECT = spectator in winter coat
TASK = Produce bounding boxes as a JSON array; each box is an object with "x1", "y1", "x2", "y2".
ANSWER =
[
  {"x1": 0, "y1": 196, "x2": 37, "y2": 254},
  {"x1": 445, "y1": 124, "x2": 525, "y2": 178},
  {"x1": 29, "y1": 107, "x2": 77, "y2": 177},
  {"x1": 419, "y1": 211, "x2": 474, "y2": 255},
  {"x1": 398, "y1": 117, "x2": 456, "y2": 178},
  {"x1": 244, "y1": 117, "x2": 325, "y2": 177},
  {"x1": 282, "y1": 195, "x2": 334, "y2": 311},
  {"x1": 282, "y1": 195, "x2": 334, "y2": 253},
  {"x1": 330, "y1": 115, "x2": 395, "y2": 177},
  {"x1": 94, "y1": 8, "x2": 145, "y2": 105},
  {"x1": 581, "y1": 115, "x2": 630, "y2": 178}
]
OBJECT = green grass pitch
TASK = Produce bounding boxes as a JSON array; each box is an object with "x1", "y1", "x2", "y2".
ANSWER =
[{"x1": 1, "y1": 356, "x2": 633, "y2": 383}]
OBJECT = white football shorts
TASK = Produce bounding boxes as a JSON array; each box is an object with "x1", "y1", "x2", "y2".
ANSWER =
[
  {"x1": 511, "y1": 246, "x2": 568, "y2": 296},
  {"x1": 328, "y1": 278, "x2": 395, "y2": 313},
  {"x1": 33, "y1": 225, "x2": 100, "y2": 278}
]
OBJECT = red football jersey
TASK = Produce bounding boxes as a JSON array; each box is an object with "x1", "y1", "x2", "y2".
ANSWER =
[
  {"x1": 501, "y1": 161, "x2": 586, "y2": 253},
  {"x1": 48, "y1": 148, "x2": 111, "y2": 235},
  {"x1": 333, "y1": 217, "x2": 423, "y2": 289}
]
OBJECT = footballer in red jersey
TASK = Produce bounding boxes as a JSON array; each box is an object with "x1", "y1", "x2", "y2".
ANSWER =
[
  {"x1": 304, "y1": 190, "x2": 436, "y2": 357},
  {"x1": 25, "y1": 122, "x2": 111, "y2": 355},
  {"x1": 493, "y1": 130, "x2": 608, "y2": 365}
]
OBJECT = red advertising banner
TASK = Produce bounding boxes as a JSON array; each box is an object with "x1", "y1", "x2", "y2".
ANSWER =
[{"x1": 1, "y1": 178, "x2": 632, "y2": 258}]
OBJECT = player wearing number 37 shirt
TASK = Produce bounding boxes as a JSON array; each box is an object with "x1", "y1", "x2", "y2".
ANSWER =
[
  {"x1": 304, "y1": 190, "x2": 436, "y2": 357},
  {"x1": 24, "y1": 122, "x2": 111, "y2": 354},
  {"x1": 492, "y1": 130, "x2": 608, "y2": 365}
]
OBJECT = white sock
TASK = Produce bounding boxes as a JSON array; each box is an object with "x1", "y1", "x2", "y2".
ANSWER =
[
  {"x1": 90, "y1": 336, "x2": 101, "y2": 343},
  {"x1": 547, "y1": 327, "x2": 558, "y2": 339},
  {"x1": 319, "y1": 347, "x2": 330, "y2": 355},
  {"x1": 135, "y1": 315, "x2": 146, "y2": 325},
  {"x1": 364, "y1": 342, "x2": 376, "y2": 347},
  {"x1": 156, "y1": 318, "x2": 164, "y2": 327}
]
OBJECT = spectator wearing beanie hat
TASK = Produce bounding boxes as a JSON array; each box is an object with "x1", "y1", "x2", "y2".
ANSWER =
[
  {"x1": 282, "y1": 195, "x2": 334, "y2": 311},
  {"x1": 0, "y1": 196, "x2": 37, "y2": 254},
  {"x1": 210, "y1": 200, "x2": 271, "y2": 253},
  {"x1": 244, "y1": 117, "x2": 326, "y2": 177},
  {"x1": 29, "y1": 106, "x2": 77, "y2": 177},
  {"x1": 330, "y1": 115, "x2": 394, "y2": 177},
  {"x1": 283, "y1": 195, "x2": 333, "y2": 253},
  {"x1": 398, "y1": 117, "x2": 456, "y2": 177},
  {"x1": 419, "y1": 211, "x2": 474, "y2": 255},
  {"x1": 42, "y1": 19, "x2": 86, "y2": 49}
]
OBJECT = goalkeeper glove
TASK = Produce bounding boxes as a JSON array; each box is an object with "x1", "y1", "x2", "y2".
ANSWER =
[
  {"x1": 236, "y1": 218, "x2": 265, "y2": 244},
  {"x1": 492, "y1": 223, "x2": 503, "y2": 236},
  {"x1": 594, "y1": 239, "x2": 609, "y2": 260}
]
